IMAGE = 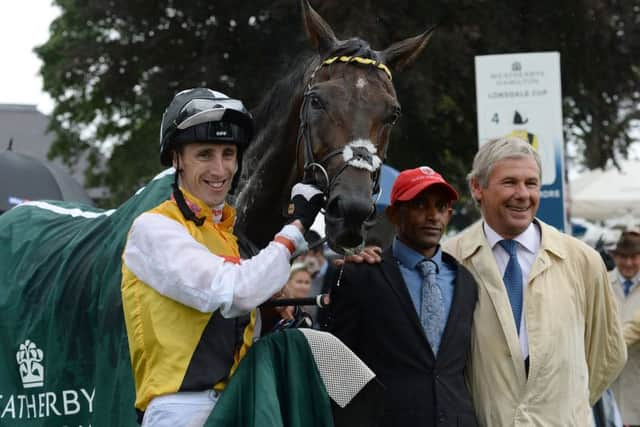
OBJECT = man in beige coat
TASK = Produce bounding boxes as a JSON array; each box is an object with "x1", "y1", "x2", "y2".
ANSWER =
[
  {"x1": 443, "y1": 136, "x2": 626, "y2": 426},
  {"x1": 609, "y1": 230, "x2": 640, "y2": 426}
]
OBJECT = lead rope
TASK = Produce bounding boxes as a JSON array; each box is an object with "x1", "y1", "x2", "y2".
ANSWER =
[{"x1": 334, "y1": 257, "x2": 346, "y2": 287}]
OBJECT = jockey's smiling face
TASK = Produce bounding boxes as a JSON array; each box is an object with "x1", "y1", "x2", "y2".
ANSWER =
[{"x1": 174, "y1": 142, "x2": 238, "y2": 208}]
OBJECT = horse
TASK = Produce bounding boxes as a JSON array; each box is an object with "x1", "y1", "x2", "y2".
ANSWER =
[
  {"x1": 235, "y1": 0, "x2": 433, "y2": 254},
  {"x1": 0, "y1": 1, "x2": 432, "y2": 425}
]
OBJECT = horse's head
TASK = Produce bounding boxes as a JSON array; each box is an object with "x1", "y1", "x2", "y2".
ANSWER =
[{"x1": 298, "y1": 0, "x2": 433, "y2": 254}]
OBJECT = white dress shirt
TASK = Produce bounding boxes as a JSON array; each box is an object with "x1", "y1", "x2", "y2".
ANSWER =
[{"x1": 483, "y1": 221, "x2": 541, "y2": 359}]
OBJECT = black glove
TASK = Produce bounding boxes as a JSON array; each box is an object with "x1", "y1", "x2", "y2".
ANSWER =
[{"x1": 288, "y1": 183, "x2": 324, "y2": 230}]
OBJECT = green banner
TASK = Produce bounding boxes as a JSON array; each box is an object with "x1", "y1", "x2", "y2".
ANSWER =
[{"x1": 0, "y1": 170, "x2": 174, "y2": 426}]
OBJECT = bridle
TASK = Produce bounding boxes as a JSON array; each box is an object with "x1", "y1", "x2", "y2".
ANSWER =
[{"x1": 295, "y1": 55, "x2": 395, "y2": 218}]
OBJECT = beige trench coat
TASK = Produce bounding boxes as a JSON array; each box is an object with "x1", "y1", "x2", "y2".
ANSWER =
[
  {"x1": 610, "y1": 272, "x2": 640, "y2": 424},
  {"x1": 443, "y1": 219, "x2": 626, "y2": 427},
  {"x1": 624, "y1": 309, "x2": 640, "y2": 346}
]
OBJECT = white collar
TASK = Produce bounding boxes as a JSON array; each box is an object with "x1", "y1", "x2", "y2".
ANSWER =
[
  {"x1": 483, "y1": 220, "x2": 540, "y2": 255},
  {"x1": 212, "y1": 202, "x2": 225, "y2": 223},
  {"x1": 617, "y1": 270, "x2": 640, "y2": 284}
]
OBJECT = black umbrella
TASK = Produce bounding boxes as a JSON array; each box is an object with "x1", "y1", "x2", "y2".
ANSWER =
[{"x1": 0, "y1": 147, "x2": 94, "y2": 213}]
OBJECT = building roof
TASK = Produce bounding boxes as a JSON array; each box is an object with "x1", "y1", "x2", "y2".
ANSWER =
[
  {"x1": 0, "y1": 103, "x2": 86, "y2": 185},
  {"x1": 0, "y1": 103, "x2": 107, "y2": 201}
]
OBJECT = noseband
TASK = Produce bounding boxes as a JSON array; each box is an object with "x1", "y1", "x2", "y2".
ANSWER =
[{"x1": 295, "y1": 55, "x2": 393, "y2": 211}]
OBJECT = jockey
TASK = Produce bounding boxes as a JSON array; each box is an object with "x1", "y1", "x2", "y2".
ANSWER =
[{"x1": 120, "y1": 88, "x2": 324, "y2": 426}]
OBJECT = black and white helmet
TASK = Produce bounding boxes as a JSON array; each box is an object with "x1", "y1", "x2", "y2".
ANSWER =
[{"x1": 159, "y1": 88, "x2": 254, "y2": 166}]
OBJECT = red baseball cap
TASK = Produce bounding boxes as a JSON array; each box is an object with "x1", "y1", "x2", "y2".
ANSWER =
[{"x1": 390, "y1": 166, "x2": 459, "y2": 206}]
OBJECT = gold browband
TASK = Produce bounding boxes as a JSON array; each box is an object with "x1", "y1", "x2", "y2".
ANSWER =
[{"x1": 321, "y1": 55, "x2": 393, "y2": 81}]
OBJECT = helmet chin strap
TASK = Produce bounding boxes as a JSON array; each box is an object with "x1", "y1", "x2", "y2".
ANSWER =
[{"x1": 173, "y1": 156, "x2": 205, "y2": 226}]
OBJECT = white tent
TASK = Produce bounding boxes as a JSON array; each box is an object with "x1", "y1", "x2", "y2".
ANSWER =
[{"x1": 570, "y1": 159, "x2": 640, "y2": 223}]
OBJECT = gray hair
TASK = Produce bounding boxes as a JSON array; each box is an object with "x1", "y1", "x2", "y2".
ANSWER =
[{"x1": 467, "y1": 136, "x2": 542, "y2": 198}]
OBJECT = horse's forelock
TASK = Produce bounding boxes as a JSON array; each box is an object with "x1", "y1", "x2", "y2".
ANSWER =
[{"x1": 328, "y1": 38, "x2": 383, "y2": 63}]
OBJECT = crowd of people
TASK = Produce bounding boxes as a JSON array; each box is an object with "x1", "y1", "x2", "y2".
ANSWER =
[{"x1": 119, "y1": 87, "x2": 638, "y2": 427}]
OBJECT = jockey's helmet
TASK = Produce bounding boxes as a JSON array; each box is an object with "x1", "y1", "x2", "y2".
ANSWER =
[{"x1": 159, "y1": 88, "x2": 254, "y2": 166}]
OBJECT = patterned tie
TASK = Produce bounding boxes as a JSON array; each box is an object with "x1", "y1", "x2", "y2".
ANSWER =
[
  {"x1": 417, "y1": 259, "x2": 444, "y2": 355},
  {"x1": 623, "y1": 279, "x2": 634, "y2": 297},
  {"x1": 498, "y1": 240, "x2": 523, "y2": 333}
]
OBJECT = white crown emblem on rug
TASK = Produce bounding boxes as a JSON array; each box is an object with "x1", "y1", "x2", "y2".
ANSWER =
[{"x1": 16, "y1": 339, "x2": 45, "y2": 389}]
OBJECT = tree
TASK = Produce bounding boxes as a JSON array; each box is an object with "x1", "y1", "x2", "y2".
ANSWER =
[
  {"x1": 37, "y1": 0, "x2": 640, "y2": 213},
  {"x1": 38, "y1": 0, "x2": 305, "y2": 205}
]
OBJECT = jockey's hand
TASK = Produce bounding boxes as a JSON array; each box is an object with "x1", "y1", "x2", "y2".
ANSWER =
[
  {"x1": 334, "y1": 245, "x2": 382, "y2": 266},
  {"x1": 272, "y1": 289, "x2": 295, "y2": 319},
  {"x1": 275, "y1": 305, "x2": 295, "y2": 320},
  {"x1": 288, "y1": 183, "x2": 324, "y2": 231}
]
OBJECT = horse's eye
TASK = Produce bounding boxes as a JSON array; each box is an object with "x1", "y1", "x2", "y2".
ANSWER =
[
  {"x1": 392, "y1": 107, "x2": 402, "y2": 122},
  {"x1": 309, "y1": 94, "x2": 324, "y2": 110},
  {"x1": 386, "y1": 106, "x2": 401, "y2": 125}
]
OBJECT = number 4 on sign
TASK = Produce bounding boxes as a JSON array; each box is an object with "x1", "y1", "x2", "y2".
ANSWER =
[{"x1": 491, "y1": 113, "x2": 499, "y2": 124}]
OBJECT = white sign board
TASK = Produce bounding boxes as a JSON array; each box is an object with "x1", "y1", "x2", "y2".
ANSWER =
[{"x1": 475, "y1": 52, "x2": 567, "y2": 231}]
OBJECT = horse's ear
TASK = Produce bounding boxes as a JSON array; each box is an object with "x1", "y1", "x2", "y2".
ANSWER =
[
  {"x1": 301, "y1": 0, "x2": 338, "y2": 56},
  {"x1": 379, "y1": 26, "x2": 436, "y2": 72}
]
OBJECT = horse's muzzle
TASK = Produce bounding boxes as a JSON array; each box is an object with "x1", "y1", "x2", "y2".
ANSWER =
[{"x1": 324, "y1": 194, "x2": 373, "y2": 255}]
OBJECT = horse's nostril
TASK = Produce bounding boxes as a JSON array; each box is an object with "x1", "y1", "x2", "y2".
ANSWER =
[
  {"x1": 325, "y1": 196, "x2": 341, "y2": 217},
  {"x1": 326, "y1": 196, "x2": 372, "y2": 224},
  {"x1": 349, "y1": 202, "x2": 374, "y2": 225}
]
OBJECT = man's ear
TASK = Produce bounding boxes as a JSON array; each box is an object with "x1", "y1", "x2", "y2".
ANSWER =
[
  {"x1": 172, "y1": 151, "x2": 181, "y2": 171},
  {"x1": 470, "y1": 177, "x2": 482, "y2": 203},
  {"x1": 443, "y1": 205, "x2": 454, "y2": 225}
]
